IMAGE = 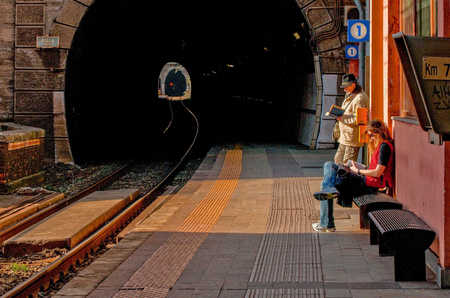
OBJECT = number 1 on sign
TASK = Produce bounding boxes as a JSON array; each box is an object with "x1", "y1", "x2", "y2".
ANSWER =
[
  {"x1": 348, "y1": 20, "x2": 370, "y2": 42},
  {"x1": 351, "y1": 23, "x2": 367, "y2": 39}
]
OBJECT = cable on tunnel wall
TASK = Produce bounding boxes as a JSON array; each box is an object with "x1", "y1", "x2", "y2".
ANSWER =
[{"x1": 310, "y1": 55, "x2": 323, "y2": 149}]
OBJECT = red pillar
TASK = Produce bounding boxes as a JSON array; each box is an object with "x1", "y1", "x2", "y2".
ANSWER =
[
  {"x1": 348, "y1": 59, "x2": 359, "y2": 78},
  {"x1": 438, "y1": 0, "x2": 450, "y2": 37}
]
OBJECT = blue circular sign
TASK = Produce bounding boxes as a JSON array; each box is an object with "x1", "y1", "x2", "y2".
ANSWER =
[
  {"x1": 345, "y1": 45, "x2": 359, "y2": 59},
  {"x1": 348, "y1": 20, "x2": 370, "y2": 42}
]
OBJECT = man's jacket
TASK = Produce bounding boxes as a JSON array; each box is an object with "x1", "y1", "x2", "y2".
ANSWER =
[{"x1": 337, "y1": 90, "x2": 369, "y2": 147}]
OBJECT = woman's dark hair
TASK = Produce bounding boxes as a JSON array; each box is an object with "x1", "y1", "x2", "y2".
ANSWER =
[{"x1": 367, "y1": 119, "x2": 391, "y2": 141}]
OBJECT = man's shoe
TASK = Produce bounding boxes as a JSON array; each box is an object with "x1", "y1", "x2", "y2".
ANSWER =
[
  {"x1": 312, "y1": 222, "x2": 336, "y2": 232},
  {"x1": 313, "y1": 191, "x2": 339, "y2": 201}
]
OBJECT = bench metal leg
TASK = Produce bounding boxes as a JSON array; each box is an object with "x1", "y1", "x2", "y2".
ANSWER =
[
  {"x1": 394, "y1": 250, "x2": 426, "y2": 281},
  {"x1": 369, "y1": 220, "x2": 394, "y2": 256},
  {"x1": 360, "y1": 207, "x2": 369, "y2": 229},
  {"x1": 379, "y1": 238, "x2": 395, "y2": 256},
  {"x1": 369, "y1": 220, "x2": 379, "y2": 245}
]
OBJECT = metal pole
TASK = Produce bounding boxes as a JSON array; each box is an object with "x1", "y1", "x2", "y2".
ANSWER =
[{"x1": 353, "y1": 0, "x2": 365, "y2": 89}]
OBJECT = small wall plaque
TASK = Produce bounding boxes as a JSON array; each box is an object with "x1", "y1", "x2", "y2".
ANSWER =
[
  {"x1": 36, "y1": 36, "x2": 59, "y2": 49},
  {"x1": 393, "y1": 32, "x2": 450, "y2": 141},
  {"x1": 423, "y1": 57, "x2": 450, "y2": 80}
]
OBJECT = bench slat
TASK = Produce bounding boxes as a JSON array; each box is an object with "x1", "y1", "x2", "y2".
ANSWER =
[
  {"x1": 368, "y1": 209, "x2": 434, "y2": 234},
  {"x1": 353, "y1": 193, "x2": 402, "y2": 229},
  {"x1": 353, "y1": 193, "x2": 401, "y2": 208}
]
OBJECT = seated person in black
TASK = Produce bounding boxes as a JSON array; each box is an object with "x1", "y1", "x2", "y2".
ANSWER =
[{"x1": 312, "y1": 120, "x2": 394, "y2": 232}]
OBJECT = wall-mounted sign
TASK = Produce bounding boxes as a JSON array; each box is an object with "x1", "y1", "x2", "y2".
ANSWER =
[
  {"x1": 158, "y1": 62, "x2": 191, "y2": 101},
  {"x1": 36, "y1": 36, "x2": 59, "y2": 48},
  {"x1": 345, "y1": 45, "x2": 359, "y2": 59},
  {"x1": 347, "y1": 20, "x2": 370, "y2": 43},
  {"x1": 422, "y1": 57, "x2": 450, "y2": 80},
  {"x1": 393, "y1": 32, "x2": 450, "y2": 141}
]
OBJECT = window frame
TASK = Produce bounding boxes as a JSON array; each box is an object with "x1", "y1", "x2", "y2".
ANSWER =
[
  {"x1": 398, "y1": 0, "x2": 437, "y2": 119},
  {"x1": 399, "y1": 0, "x2": 417, "y2": 118}
]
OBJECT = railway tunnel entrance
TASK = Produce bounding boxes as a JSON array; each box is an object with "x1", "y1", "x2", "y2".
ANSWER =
[{"x1": 65, "y1": 0, "x2": 315, "y2": 163}]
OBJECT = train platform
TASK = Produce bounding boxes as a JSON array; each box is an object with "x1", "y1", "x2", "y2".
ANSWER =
[{"x1": 54, "y1": 144, "x2": 450, "y2": 298}]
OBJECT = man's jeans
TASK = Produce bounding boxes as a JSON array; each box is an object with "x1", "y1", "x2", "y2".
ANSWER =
[{"x1": 319, "y1": 161, "x2": 339, "y2": 228}]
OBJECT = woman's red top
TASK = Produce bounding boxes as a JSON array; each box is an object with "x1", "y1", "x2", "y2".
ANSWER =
[{"x1": 365, "y1": 140, "x2": 394, "y2": 188}]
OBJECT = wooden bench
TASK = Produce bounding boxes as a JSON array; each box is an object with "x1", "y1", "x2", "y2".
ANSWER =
[
  {"x1": 368, "y1": 209, "x2": 435, "y2": 281},
  {"x1": 353, "y1": 193, "x2": 402, "y2": 229}
]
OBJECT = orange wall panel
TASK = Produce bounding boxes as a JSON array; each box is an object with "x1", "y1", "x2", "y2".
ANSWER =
[
  {"x1": 383, "y1": 0, "x2": 400, "y2": 131},
  {"x1": 370, "y1": 0, "x2": 383, "y2": 122}
]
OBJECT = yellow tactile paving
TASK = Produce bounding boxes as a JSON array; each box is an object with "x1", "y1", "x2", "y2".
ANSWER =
[
  {"x1": 115, "y1": 149, "x2": 242, "y2": 297},
  {"x1": 209, "y1": 177, "x2": 273, "y2": 235}
]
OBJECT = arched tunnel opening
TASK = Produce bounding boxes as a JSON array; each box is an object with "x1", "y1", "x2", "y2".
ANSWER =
[{"x1": 65, "y1": 0, "x2": 314, "y2": 164}]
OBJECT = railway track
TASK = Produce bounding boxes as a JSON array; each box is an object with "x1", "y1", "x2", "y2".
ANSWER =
[
  {"x1": 0, "y1": 164, "x2": 131, "y2": 246},
  {"x1": 2, "y1": 101, "x2": 200, "y2": 298}
]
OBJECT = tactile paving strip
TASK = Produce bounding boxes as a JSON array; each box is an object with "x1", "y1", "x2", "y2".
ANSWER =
[
  {"x1": 114, "y1": 287, "x2": 169, "y2": 298},
  {"x1": 271, "y1": 177, "x2": 316, "y2": 215},
  {"x1": 113, "y1": 149, "x2": 242, "y2": 298},
  {"x1": 245, "y1": 288, "x2": 324, "y2": 298},
  {"x1": 248, "y1": 177, "x2": 323, "y2": 295}
]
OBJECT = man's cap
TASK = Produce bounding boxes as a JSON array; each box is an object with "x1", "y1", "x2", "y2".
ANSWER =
[{"x1": 340, "y1": 73, "x2": 357, "y2": 88}]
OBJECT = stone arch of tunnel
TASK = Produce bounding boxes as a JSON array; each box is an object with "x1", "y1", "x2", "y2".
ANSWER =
[{"x1": 35, "y1": 0, "x2": 346, "y2": 163}]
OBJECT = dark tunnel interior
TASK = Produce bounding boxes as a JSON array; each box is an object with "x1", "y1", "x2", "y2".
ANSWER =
[{"x1": 65, "y1": 0, "x2": 314, "y2": 163}]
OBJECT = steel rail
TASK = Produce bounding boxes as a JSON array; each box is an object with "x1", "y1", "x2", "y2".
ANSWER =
[
  {"x1": 0, "y1": 163, "x2": 132, "y2": 246},
  {"x1": 4, "y1": 101, "x2": 200, "y2": 298},
  {"x1": 0, "y1": 193, "x2": 49, "y2": 219}
]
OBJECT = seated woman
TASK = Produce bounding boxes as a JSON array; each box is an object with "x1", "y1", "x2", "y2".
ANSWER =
[{"x1": 312, "y1": 119, "x2": 394, "y2": 232}]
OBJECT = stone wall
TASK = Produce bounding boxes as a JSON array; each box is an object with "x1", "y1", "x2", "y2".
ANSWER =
[
  {"x1": 0, "y1": 0, "x2": 15, "y2": 121},
  {"x1": 13, "y1": 0, "x2": 75, "y2": 162}
]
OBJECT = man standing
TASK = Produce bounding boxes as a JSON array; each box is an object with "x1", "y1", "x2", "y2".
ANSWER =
[
  {"x1": 314, "y1": 74, "x2": 369, "y2": 233},
  {"x1": 334, "y1": 73, "x2": 368, "y2": 164}
]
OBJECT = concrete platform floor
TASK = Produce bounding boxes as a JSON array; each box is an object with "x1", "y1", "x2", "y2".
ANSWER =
[{"x1": 54, "y1": 145, "x2": 450, "y2": 298}]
